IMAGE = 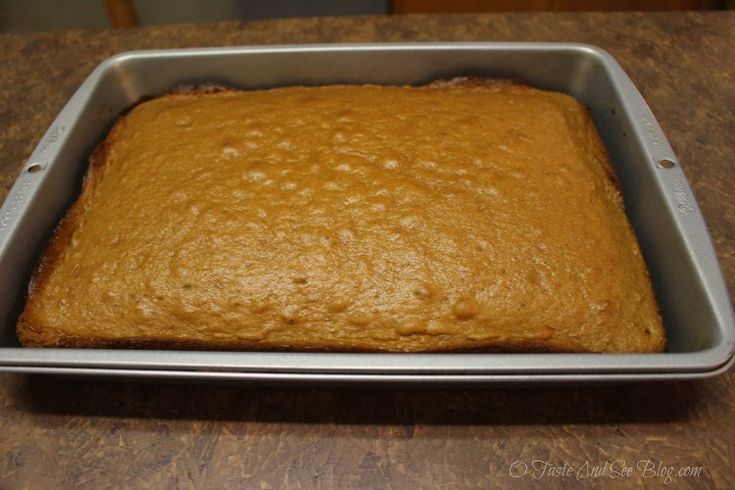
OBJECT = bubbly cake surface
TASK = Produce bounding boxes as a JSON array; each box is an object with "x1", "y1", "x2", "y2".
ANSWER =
[{"x1": 17, "y1": 81, "x2": 665, "y2": 352}]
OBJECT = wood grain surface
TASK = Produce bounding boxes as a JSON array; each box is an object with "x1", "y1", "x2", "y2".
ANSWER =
[{"x1": 0, "y1": 12, "x2": 734, "y2": 489}]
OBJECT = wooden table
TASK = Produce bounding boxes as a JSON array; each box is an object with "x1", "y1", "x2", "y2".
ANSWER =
[{"x1": 1, "y1": 12, "x2": 733, "y2": 489}]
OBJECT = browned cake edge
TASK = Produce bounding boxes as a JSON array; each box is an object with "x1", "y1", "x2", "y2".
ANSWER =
[
  {"x1": 16, "y1": 79, "x2": 665, "y2": 352},
  {"x1": 16, "y1": 119, "x2": 121, "y2": 348}
]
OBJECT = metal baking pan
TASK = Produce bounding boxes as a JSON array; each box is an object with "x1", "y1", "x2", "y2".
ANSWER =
[{"x1": 0, "y1": 43, "x2": 733, "y2": 384}]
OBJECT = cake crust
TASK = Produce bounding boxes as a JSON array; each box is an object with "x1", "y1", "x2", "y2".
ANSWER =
[{"x1": 17, "y1": 79, "x2": 666, "y2": 352}]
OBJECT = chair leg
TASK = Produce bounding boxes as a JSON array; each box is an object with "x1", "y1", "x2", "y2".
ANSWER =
[{"x1": 105, "y1": 0, "x2": 138, "y2": 28}]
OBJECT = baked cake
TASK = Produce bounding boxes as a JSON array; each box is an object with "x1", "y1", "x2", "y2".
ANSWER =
[{"x1": 16, "y1": 79, "x2": 666, "y2": 352}]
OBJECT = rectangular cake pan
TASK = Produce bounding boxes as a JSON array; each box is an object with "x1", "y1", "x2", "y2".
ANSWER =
[{"x1": 0, "y1": 43, "x2": 733, "y2": 384}]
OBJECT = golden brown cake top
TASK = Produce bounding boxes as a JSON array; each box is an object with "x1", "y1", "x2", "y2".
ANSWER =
[{"x1": 18, "y1": 81, "x2": 665, "y2": 352}]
